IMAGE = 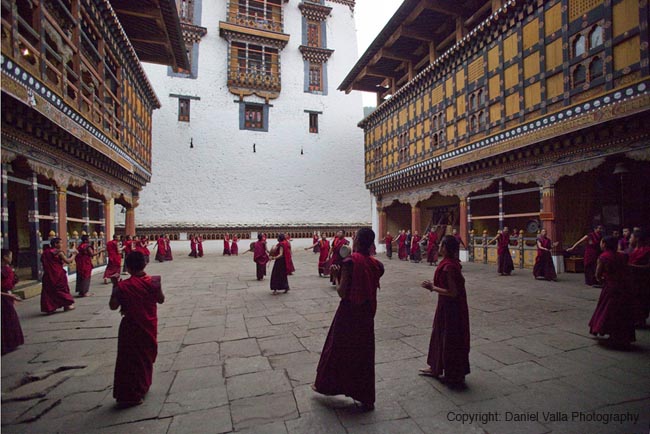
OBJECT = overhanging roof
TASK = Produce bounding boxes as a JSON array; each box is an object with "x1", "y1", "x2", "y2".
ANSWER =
[{"x1": 109, "y1": 0, "x2": 190, "y2": 72}]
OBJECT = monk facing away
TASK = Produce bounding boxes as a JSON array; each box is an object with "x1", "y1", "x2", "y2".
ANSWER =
[{"x1": 109, "y1": 251, "x2": 165, "y2": 407}]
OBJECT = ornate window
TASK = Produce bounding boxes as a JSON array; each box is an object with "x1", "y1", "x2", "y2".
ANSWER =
[
  {"x1": 468, "y1": 87, "x2": 487, "y2": 132},
  {"x1": 244, "y1": 104, "x2": 263, "y2": 129},
  {"x1": 430, "y1": 113, "x2": 446, "y2": 149},
  {"x1": 572, "y1": 64, "x2": 586, "y2": 86},
  {"x1": 398, "y1": 132, "x2": 409, "y2": 163},
  {"x1": 178, "y1": 98, "x2": 190, "y2": 122},
  {"x1": 589, "y1": 25, "x2": 603, "y2": 49},
  {"x1": 232, "y1": 0, "x2": 283, "y2": 32},
  {"x1": 589, "y1": 56, "x2": 603, "y2": 80},
  {"x1": 573, "y1": 35, "x2": 586, "y2": 57},
  {"x1": 309, "y1": 112, "x2": 318, "y2": 133},
  {"x1": 307, "y1": 20, "x2": 321, "y2": 47},
  {"x1": 309, "y1": 63, "x2": 322, "y2": 92},
  {"x1": 479, "y1": 111, "x2": 488, "y2": 129},
  {"x1": 178, "y1": 0, "x2": 194, "y2": 24}
]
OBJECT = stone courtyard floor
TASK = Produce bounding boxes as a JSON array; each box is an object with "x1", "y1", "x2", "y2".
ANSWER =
[{"x1": 2, "y1": 240, "x2": 649, "y2": 434}]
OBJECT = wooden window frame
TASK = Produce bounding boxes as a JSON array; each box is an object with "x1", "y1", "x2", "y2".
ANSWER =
[
  {"x1": 244, "y1": 104, "x2": 264, "y2": 130},
  {"x1": 307, "y1": 20, "x2": 321, "y2": 48},
  {"x1": 178, "y1": 98, "x2": 190, "y2": 122},
  {"x1": 308, "y1": 62, "x2": 322, "y2": 92},
  {"x1": 309, "y1": 112, "x2": 318, "y2": 133}
]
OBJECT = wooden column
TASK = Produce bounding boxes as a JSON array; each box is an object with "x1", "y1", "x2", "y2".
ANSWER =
[
  {"x1": 28, "y1": 174, "x2": 41, "y2": 279},
  {"x1": 49, "y1": 189, "x2": 58, "y2": 238},
  {"x1": 378, "y1": 207, "x2": 387, "y2": 241},
  {"x1": 455, "y1": 16, "x2": 467, "y2": 42},
  {"x1": 411, "y1": 204, "x2": 421, "y2": 234},
  {"x1": 540, "y1": 183, "x2": 558, "y2": 247},
  {"x1": 459, "y1": 197, "x2": 468, "y2": 247},
  {"x1": 125, "y1": 207, "x2": 135, "y2": 236},
  {"x1": 1, "y1": 163, "x2": 8, "y2": 248},
  {"x1": 498, "y1": 179, "x2": 504, "y2": 230},
  {"x1": 428, "y1": 41, "x2": 437, "y2": 65},
  {"x1": 57, "y1": 187, "x2": 68, "y2": 248},
  {"x1": 104, "y1": 198, "x2": 113, "y2": 241},
  {"x1": 82, "y1": 183, "x2": 90, "y2": 234}
]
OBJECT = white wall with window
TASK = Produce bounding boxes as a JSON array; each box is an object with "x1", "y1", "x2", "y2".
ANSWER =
[{"x1": 137, "y1": 1, "x2": 370, "y2": 227}]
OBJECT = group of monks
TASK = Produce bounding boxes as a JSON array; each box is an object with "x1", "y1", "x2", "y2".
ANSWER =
[
  {"x1": 382, "y1": 226, "x2": 465, "y2": 266},
  {"x1": 188, "y1": 234, "x2": 204, "y2": 258},
  {"x1": 222, "y1": 234, "x2": 239, "y2": 256}
]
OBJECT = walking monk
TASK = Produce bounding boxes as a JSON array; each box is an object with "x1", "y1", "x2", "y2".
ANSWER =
[
  {"x1": 253, "y1": 234, "x2": 269, "y2": 281},
  {"x1": 188, "y1": 235, "x2": 198, "y2": 258},
  {"x1": 104, "y1": 235, "x2": 123, "y2": 284},
  {"x1": 197, "y1": 235, "x2": 204, "y2": 257},
  {"x1": 306, "y1": 234, "x2": 330, "y2": 276},
  {"x1": 155, "y1": 235, "x2": 167, "y2": 262},
  {"x1": 313, "y1": 228, "x2": 384, "y2": 411},
  {"x1": 627, "y1": 228, "x2": 650, "y2": 328},
  {"x1": 223, "y1": 234, "x2": 231, "y2": 256},
  {"x1": 410, "y1": 231, "x2": 422, "y2": 263},
  {"x1": 269, "y1": 234, "x2": 291, "y2": 294},
  {"x1": 396, "y1": 230, "x2": 408, "y2": 261},
  {"x1": 533, "y1": 229, "x2": 558, "y2": 281},
  {"x1": 489, "y1": 227, "x2": 514, "y2": 276},
  {"x1": 382, "y1": 232, "x2": 393, "y2": 259},
  {"x1": 75, "y1": 235, "x2": 99, "y2": 297},
  {"x1": 568, "y1": 225, "x2": 603, "y2": 286},
  {"x1": 164, "y1": 235, "x2": 173, "y2": 261},
  {"x1": 41, "y1": 238, "x2": 76, "y2": 314},
  {"x1": 2, "y1": 249, "x2": 24, "y2": 355},
  {"x1": 420, "y1": 235, "x2": 470, "y2": 386},
  {"x1": 231, "y1": 235, "x2": 239, "y2": 256},
  {"x1": 312, "y1": 232, "x2": 320, "y2": 253},
  {"x1": 109, "y1": 251, "x2": 164, "y2": 407},
  {"x1": 328, "y1": 231, "x2": 350, "y2": 285}
]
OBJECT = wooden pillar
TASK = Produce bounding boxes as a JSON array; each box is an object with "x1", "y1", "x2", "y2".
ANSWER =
[
  {"x1": 455, "y1": 16, "x2": 467, "y2": 42},
  {"x1": 459, "y1": 197, "x2": 468, "y2": 248},
  {"x1": 104, "y1": 198, "x2": 113, "y2": 241},
  {"x1": 378, "y1": 207, "x2": 387, "y2": 241},
  {"x1": 407, "y1": 61, "x2": 414, "y2": 81},
  {"x1": 376, "y1": 92, "x2": 383, "y2": 107},
  {"x1": 411, "y1": 204, "x2": 421, "y2": 234},
  {"x1": 498, "y1": 179, "x2": 504, "y2": 230},
  {"x1": 428, "y1": 41, "x2": 437, "y2": 65},
  {"x1": 82, "y1": 183, "x2": 90, "y2": 234},
  {"x1": 28, "y1": 174, "x2": 41, "y2": 279},
  {"x1": 1, "y1": 163, "x2": 8, "y2": 249},
  {"x1": 49, "y1": 189, "x2": 58, "y2": 238},
  {"x1": 57, "y1": 187, "x2": 68, "y2": 248},
  {"x1": 125, "y1": 207, "x2": 135, "y2": 236},
  {"x1": 540, "y1": 183, "x2": 558, "y2": 247}
]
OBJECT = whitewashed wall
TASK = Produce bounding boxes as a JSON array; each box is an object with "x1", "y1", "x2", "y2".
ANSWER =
[{"x1": 136, "y1": 1, "x2": 370, "y2": 227}]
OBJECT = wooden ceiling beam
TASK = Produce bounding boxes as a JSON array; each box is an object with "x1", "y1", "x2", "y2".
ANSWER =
[
  {"x1": 361, "y1": 66, "x2": 399, "y2": 80},
  {"x1": 379, "y1": 47, "x2": 419, "y2": 63},
  {"x1": 112, "y1": 7, "x2": 162, "y2": 20},
  {"x1": 400, "y1": 25, "x2": 435, "y2": 42}
]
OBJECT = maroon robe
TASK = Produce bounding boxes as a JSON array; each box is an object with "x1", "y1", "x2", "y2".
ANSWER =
[
  {"x1": 155, "y1": 238, "x2": 166, "y2": 262},
  {"x1": 197, "y1": 237, "x2": 204, "y2": 257},
  {"x1": 253, "y1": 240, "x2": 269, "y2": 280},
  {"x1": 618, "y1": 236, "x2": 630, "y2": 253},
  {"x1": 113, "y1": 274, "x2": 162, "y2": 403},
  {"x1": 283, "y1": 240, "x2": 295, "y2": 274},
  {"x1": 135, "y1": 238, "x2": 150, "y2": 263},
  {"x1": 40, "y1": 247, "x2": 75, "y2": 313},
  {"x1": 223, "y1": 238, "x2": 231, "y2": 255},
  {"x1": 427, "y1": 232, "x2": 439, "y2": 264},
  {"x1": 584, "y1": 231, "x2": 602, "y2": 285},
  {"x1": 2, "y1": 264, "x2": 24, "y2": 355},
  {"x1": 427, "y1": 257, "x2": 470, "y2": 380},
  {"x1": 589, "y1": 251, "x2": 634, "y2": 344},
  {"x1": 497, "y1": 233, "x2": 514, "y2": 275},
  {"x1": 329, "y1": 237, "x2": 350, "y2": 284},
  {"x1": 397, "y1": 234, "x2": 408, "y2": 260},
  {"x1": 189, "y1": 237, "x2": 197, "y2": 257},
  {"x1": 164, "y1": 238, "x2": 173, "y2": 261},
  {"x1": 313, "y1": 235, "x2": 320, "y2": 253},
  {"x1": 103, "y1": 240, "x2": 122, "y2": 278},
  {"x1": 75, "y1": 242, "x2": 93, "y2": 296},
  {"x1": 384, "y1": 235, "x2": 393, "y2": 259},
  {"x1": 318, "y1": 239, "x2": 331, "y2": 276},
  {"x1": 231, "y1": 238, "x2": 239, "y2": 256},
  {"x1": 629, "y1": 246, "x2": 650, "y2": 324},
  {"x1": 315, "y1": 252, "x2": 384, "y2": 405},
  {"x1": 270, "y1": 243, "x2": 290, "y2": 291},
  {"x1": 411, "y1": 235, "x2": 422, "y2": 262},
  {"x1": 533, "y1": 236, "x2": 557, "y2": 281}
]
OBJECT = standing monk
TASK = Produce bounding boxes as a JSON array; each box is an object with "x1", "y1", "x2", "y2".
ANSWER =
[
  {"x1": 382, "y1": 232, "x2": 393, "y2": 260},
  {"x1": 188, "y1": 235, "x2": 198, "y2": 258},
  {"x1": 396, "y1": 230, "x2": 408, "y2": 261},
  {"x1": 420, "y1": 236, "x2": 470, "y2": 386},
  {"x1": 410, "y1": 231, "x2": 422, "y2": 263},
  {"x1": 164, "y1": 235, "x2": 173, "y2": 261},
  {"x1": 75, "y1": 235, "x2": 99, "y2": 297},
  {"x1": 489, "y1": 227, "x2": 514, "y2": 276},
  {"x1": 253, "y1": 234, "x2": 270, "y2": 281},
  {"x1": 231, "y1": 235, "x2": 239, "y2": 256},
  {"x1": 284, "y1": 236, "x2": 295, "y2": 275},
  {"x1": 533, "y1": 229, "x2": 558, "y2": 281},
  {"x1": 313, "y1": 228, "x2": 384, "y2": 411},
  {"x1": 306, "y1": 234, "x2": 330, "y2": 277},
  {"x1": 618, "y1": 227, "x2": 631, "y2": 253},
  {"x1": 329, "y1": 231, "x2": 350, "y2": 285},
  {"x1": 312, "y1": 232, "x2": 320, "y2": 253},
  {"x1": 269, "y1": 234, "x2": 291, "y2": 294},
  {"x1": 41, "y1": 238, "x2": 76, "y2": 314},
  {"x1": 628, "y1": 229, "x2": 650, "y2": 327},
  {"x1": 104, "y1": 235, "x2": 123, "y2": 284},
  {"x1": 138, "y1": 236, "x2": 151, "y2": 264},
  {"x1": 197, "y1": 235, "x2": 204, "y2": 257},
  {"x1": 155, "y1": 235, "x2": 167, "y2": 262},
  {"x1": 452, "y1": 228, "x2": 466, "y2": 249},
  {"x1": 223, "y1": 234, "x2": 231, "y2": 256},
  {"x1": 122, "y1": 235, "x2": 133, "y2": 273},
  {"x1": 568, "y1": 225, "x2": 604, "y2": 286},
  {"x1": 2, "y1": 249, "x2": 24, "y2": 355},
  {"x1": 109, "y1": 251, "x2": 164, "y2": 406},
  {"x1": 426, "y1": 228, "x2": 439, "y2": 266},
  {"x1": 588, "y1": 236, "x2": 635, "y2": 349}
]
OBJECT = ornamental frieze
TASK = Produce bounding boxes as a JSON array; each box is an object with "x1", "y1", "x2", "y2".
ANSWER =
[
  {"x1": 298, "y1": 45, "x2": 334, "y2": 63},
  {"x1": 220, "y1": 28, "x2": 289, "y2": 50},
  {"x1": 298, "y1": 2, "x2": 333, "y2": 21}
]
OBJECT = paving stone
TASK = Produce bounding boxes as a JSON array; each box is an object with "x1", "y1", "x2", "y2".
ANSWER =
[
  {"x1": 226, "y1": 369, "x2": 291, "y2": 400},
  {"x1": 285, "y1": 408, "x2": 347, "y2": 434},
  {"x1": 169, "y1": 366, "x2": 224, "y2": 394},
  {"x1": 168, "y1": 405, "x2": 232, "y2": 434},
  {"x1": 473, "y1": 342, "x2": 535, "y2": 365},
  {"x1": 220, "y1": 338, "x2": 261, "y2": 359},
  {"x1": 230, "y1": 391, "x2": 298, "y2": 430},
  {"x1": 259, "y1": 335, "x2": 305, "y2": 356},
  {"x1": 493, "y1": 360, "x2": 560, "y2": 385},
  {"x1": 346, "y1": 418, "x2": 426, "y2": 434},
  {"x1": 161, "y1": 385, "x2": 229, "y2": 417},
  {"x1": 182, "y1": 326, "x2": 222, "y2": 345},
  {"x1": 224, "y1": 356, "x2": 272, "y2": 378}
]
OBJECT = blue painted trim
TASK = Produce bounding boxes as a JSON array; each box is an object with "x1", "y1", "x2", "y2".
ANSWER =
[{"x1": 238, "y1": 101, "x2": 270, "y2": 132}]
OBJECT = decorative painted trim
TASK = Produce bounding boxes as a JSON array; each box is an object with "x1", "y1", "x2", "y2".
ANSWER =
[
  {"x1": 182, "y1": 23, "x2": 208, "y2": 44},
  {"x1": 219, "y1": 23, "x2": 290, "y2": 49},
  {"x1": 298, "y1": 2, "x2": 333, "y2": 21},
  {"x1": 298, "y1": 45, "x2": 334, "y2": 63},
  {"x1": 1, "y1": 55, "x2": 153, "y2": 180}
]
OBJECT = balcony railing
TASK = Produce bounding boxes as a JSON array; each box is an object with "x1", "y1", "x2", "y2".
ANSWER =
[
  {"x1": 228, "y1": 68, "x2": 281, "y2": 93},
  {"x1": 227, "y1": 1, "x2": 283, "y2": 33}
]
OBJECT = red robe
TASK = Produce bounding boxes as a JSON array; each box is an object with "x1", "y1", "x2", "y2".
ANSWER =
[
  {"x1": 315, "y1": 252, "x2": 384, "y2": 405},
  {"x1": 629, "y1": 246, "x2": 650, "y2": 324},
  {"x1": 397, "y1": 234, "x2": 408, "y2": 260},
  {"x1": 189, "y1": 237, "x2": 197, "y2": 257},
  {"x1": 40, "y1": 247, "x2": 75, "y2": 313},
  {"x1": 253, "y1": 240, "x2": 269, "y2": 280},
  {"x1": 584, "y1": 231, "x2": 602, "y2": 285},
  {"x1": 135, "y1": 238, "x2": 149, "y2": 257},
  {"x1": 164, "y1": 238, "x2": 173, "y2": 261},
  {"x1": 427, "y1": 232, "x2": 439, "y2": 263},
  {"x1": 533, "y1": 236, "x2": 557, "y2": 281},
  {"x1": 384, "y1": 235, "x2": 393, "y2": 258},
  {"x1": 103, "y1": 240, "x2": 122, "y2": 278},
  {"x1": 427, "y1": 257, "x2": 470, "y2": 380},
  {"x1": 231, "y1": 238, "x2": 239, "y2": 256},
  {"x1": 2, "y1": 264, "x2": 24, "y2": 355},
  {"x1": 223, "y1": 238, "x2": 231, "y2": 255},
  {"x1": 313, "y1": 235, "x2": 320, "y2": 253},
  {"x1": 589, "y1": 251, "x2": 634, "y2": 344},
  {"x1": 75, "y1": 242, "x2": 93, "y2": 280},
  {"x1": 329, "y1": 237, "x2": 350, "y2": 284},
  {"x1": 410, "y1": 235, "x2": 422, "y2": 260},
  {"x1": 284, "y1": 241, "x2": 295, "y2": 274},
  {"x1": 318, "y1": 239, "x2": 331, "y2": 275},
  {"x1": 113, "y1": 274, "x2": 162, "y2": 403},
  {"x1": 197, "y1": 237, "x2": 204, "y2": 257},
  {"x1": 155, "y1": 238, "x2": 166, "y2": 262},
  {"x1": 497, "y1": 233, "x2": 514, "y2": 275}
]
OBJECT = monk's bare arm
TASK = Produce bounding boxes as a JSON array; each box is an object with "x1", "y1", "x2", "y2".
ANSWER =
[
  {"x1": 595, "y1": 258, "x2": 605, "y2": 282},
  {"x1": 58, "y1": 251, "x2": 76, "y2": 265},
  {"x1": 336, "y1": 262, "x2": 353, "y2": 299},
  {"x1": 568, "y1": 235, "x2": 588, "y2": 251}
]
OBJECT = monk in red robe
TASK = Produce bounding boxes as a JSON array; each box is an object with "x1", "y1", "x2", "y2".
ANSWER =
[
  {"x1": 223, "y1": 234, "x2": 231, "y2": 256},
  {"x1": 2, "y1": 249, "x2": 24, "y2": 355},
  {"x1": 382, "y1": 232, "x2": 393, "y2": 259},
  {"x1": 75, "y1": 235, "x2": 97, "y2": 297},
  {"x1": 426, "y1": 229, "x2": 440, "y2": 265},
  {"x1": 164, "y1": 235, "x2": 173, "y2": 261},
  {"x1": 103, "y1": 235, "x2": 123, "y2": 284},
  {"x1": 628, "y1": 228, "x2": 650, "y2": 327},
  {"x1": 618, "y1": 227, "x2": 631, "y2": 253},
  {"x1": 312, "y1": 233, "x2": 320, "y2": 253},
  {"x1": 410, "y1": 231, "x2": 422, "y2": 263},
  {"x1": 568, "y1": 225, "x2": 603, "y2": 286},
  {"x1": 155, "y1": 235, "x2": 166, "y2": 262},
  {"x1": 452, "y1": 228, "x2": 466, "y2": 249},
  {"x1": 313, "y1": 228, "x2": 384, "y2": 410},
  {"x1": 270, "y1": 234, "x2": 291, "y2": 294},
  {"x1": 110, "y1": 251, "x2": 164, "y2": 406},
  {"x1": 41, "y1": 238, "x2": 76, "y2": 314},
  {"x1": 253, "y1": 234, "x2": 269, "y2": 280},
  {"x1": 396, "y1": 230, "x2": 408, "y2": 260},
  {"x1": 285, "y1": 237, "x2": 295, "y2": 275},
  {"x1": 188, "y1": 235, "x2": 198, "y2": 258},
  {"x1": 306, "y1": 234, "x2": 330, "y2": 276},
  {"x1": 231, "y1": 235, "x2": 239, "y2": 256},
  {"x1": 122, "y1": 235, "x2": 135, "y2": 272},
  {"x1": 589, "y1": 236, "x2": 635, "y2": 349},
  {"x1": 533, "y1": 229, "x2": 558, "y2": 281},
  {"x1": 135, "y1": 236, "x2": 150, "y2": 264},
  {"x1": 490, "y1": 227, "x2": 514, "y2": 276},
  {"x1": 197, "y1": 236, "x2": 204, "y2": 257},
  {"x1": 420, "y1": 235, "x2": 470, "y2": 386},
  {"x1": 328, "y1": 231, "x2": 350, "y2": 285}
]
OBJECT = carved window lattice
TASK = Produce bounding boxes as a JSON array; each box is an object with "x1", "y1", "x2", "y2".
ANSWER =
[
  {"x1": 178, "y1": 0, "x2": 194, "y2": 24},
  {"x1": 569, "y1": 0, "x2": 603, "y2": 22},
  {"x1": 308, "y1": 62, "x2": 322, "y2": 92}
]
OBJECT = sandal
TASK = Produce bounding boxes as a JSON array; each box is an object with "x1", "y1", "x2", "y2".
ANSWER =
[
  {"x1": 64, "y1": 305, "x2": 76, "y2": 311},
  {"x1": 418, "y1": 368, "x2": 438, "y2": 378}
]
